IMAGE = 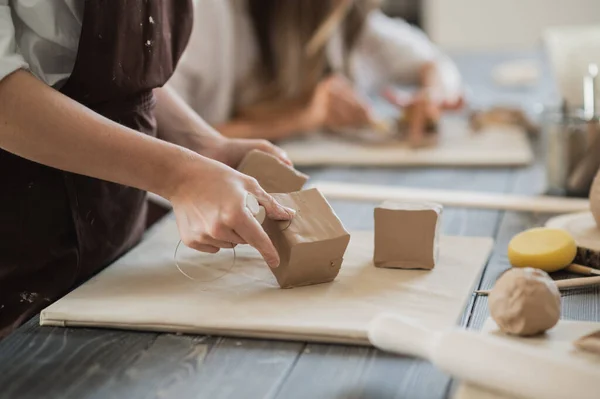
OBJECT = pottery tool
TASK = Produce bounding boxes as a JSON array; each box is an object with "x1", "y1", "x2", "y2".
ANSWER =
[
  {"x1": 454, "y1": 318, "x2": 600, "y2": 399},
  {"x1": 369, "y1": 314, "x2": 600, "y2": 399},
  {"x1": 312, "y1": 182, "x2": 590, "y2": 214},
  {"x1": 507, "y1": 228, "x2": 577, "y2": 272},
  {"x1": 173, "y1": 194, "x2": 266, "y2": 282},
  {"x1": 305, "y1": 0, "x2": 352, "y2": 57},
  {"x1": 476, "y1": 275, "x2": 600, "y2": 296},
  {"x1": 574, "y1": 330, "x2": 600, "y2": 355},
  {"x1": 476, "y1": 227, "x2": 600, "y2": 296}
]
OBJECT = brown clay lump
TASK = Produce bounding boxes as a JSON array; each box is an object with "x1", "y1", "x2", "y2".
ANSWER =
[
  {"x1": 374, "y1": 201, "x2": 443, "y2": 269},
  {"x1": 489, "y1": 267, "x2": 561, "y2": 336},
  {"x1": 262, "y1": 188, "x2": 350, "y2": 288},
  {"x1": 237, "y1": 150, "x2": 308, "y2": 193}
]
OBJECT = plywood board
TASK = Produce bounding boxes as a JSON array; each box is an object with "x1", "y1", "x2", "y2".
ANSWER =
[
  {"x1": 279, "y1": 119, "x2": 532, "y2": 167},
  {"x1": 454, "y1": 319, "x2": 600, "y2": 399},
  {"x1": 313, "y1": 182, "x2": 590, "y2": 214},
  {"x1": 41, "y1": 218, "x2": 493, "y2": 345},
  {"x1": 546, "y1": 212, "x2": 600, "y2": 251}
]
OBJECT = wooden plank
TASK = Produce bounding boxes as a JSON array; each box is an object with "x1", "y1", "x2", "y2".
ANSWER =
[
  {"x1": 312, "y1": 182, "x2": 589, "y2": 214},
  {"x1": 94, "y1": 336, "x2": 303, "y2": 399},
  {"x1": 0, "y1": 317, "x2": 160, "y2": 399}
]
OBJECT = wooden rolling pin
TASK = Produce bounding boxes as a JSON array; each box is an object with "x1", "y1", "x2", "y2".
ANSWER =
[{"x1": 368, "y1": 314, "x2": 600, "y2": 399}]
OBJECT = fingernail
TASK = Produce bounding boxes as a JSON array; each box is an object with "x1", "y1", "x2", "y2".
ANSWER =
[
  {"x1": 284, "y1": 207, "x2": 296, "y2": 218},
  {"x1": 268, "y1": 258, "x2": 280, "y2": 269}
]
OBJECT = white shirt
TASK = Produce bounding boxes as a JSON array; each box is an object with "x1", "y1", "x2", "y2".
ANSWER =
[
  {"x1": 0, "y1": 0, "x2": 460, "y2": 123},
  {"x1": 168, "y1": 0, "x2": 461, "y2": 125},
  {"x1": 0, "y1": 0, "x2": 82, "y2": 88}
]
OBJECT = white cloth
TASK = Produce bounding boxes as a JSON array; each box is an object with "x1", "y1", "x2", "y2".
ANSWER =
[
  {"x1": 168, "y1": 0, "x2": 461, "y2": 126},
  {"x1": 0, "y1": 0, "x2": 82, "y2": 88}
]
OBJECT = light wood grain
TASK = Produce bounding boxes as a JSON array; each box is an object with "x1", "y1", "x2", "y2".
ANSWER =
[
  {"x1": 280, "y1": 119, "x2": 533, "y2": 167},
  {"x1": 313, "y1": 181, "x2": 590, "y2": 213}
]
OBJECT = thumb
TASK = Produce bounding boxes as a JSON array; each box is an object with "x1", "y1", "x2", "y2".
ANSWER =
[{"x1": 248, "y1": 185, "x2": 295, "y2": 221}]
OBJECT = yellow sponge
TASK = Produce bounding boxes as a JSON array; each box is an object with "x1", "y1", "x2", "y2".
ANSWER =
[{"x1": 508, "y1": 228, "x2": 577, "y2": 273}]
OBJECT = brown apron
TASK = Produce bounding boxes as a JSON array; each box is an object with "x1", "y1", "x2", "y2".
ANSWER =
[{"x1": 0, "y1": 0, "x2": 193, "y2": 339}]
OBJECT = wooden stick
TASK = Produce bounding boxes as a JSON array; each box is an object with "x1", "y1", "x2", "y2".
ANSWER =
[
  {"x1": 312, "y1": 182, "x2": 590, "y2": 214},
  {"x1": 476, "y1": 275, "x2": 600, "y2": 296},
  {"x1": 305, "y1": 0, "x2": 353, "y2": 57},
  {"x1": 565, "y1": 263, "x2": 600, "y2": 276}
]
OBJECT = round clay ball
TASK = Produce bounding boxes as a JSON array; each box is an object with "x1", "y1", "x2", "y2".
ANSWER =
[{"x1": 488, "y1": 267, "x2": 561, "y2": 336}]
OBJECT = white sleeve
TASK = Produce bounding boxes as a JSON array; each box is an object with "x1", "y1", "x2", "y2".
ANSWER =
[
  {"x1": 351, "y1": 10, "x2": 461, "y2": 98},
  {"x1": 0, "y1": 1, "x2": 29, "y2": 83}
]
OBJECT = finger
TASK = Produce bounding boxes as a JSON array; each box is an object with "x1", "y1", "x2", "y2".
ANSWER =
[
  {"x1": 247, "y1": 185, "x2": 295, "y2": 221},
  {"x1": 381, "y1": 88, "x2": 412, "y2": 108},
  {"x1": 212, "y1": 229, "x2": 246, "y2": 245},
  {"x1": 203, "y1": 236, "x2": 240, "y2": 249},
  {"x1": 255, "y1": 141, "x2": 293, "y2": 166},
  {"x1": 186, "y1": 242, "x2": 221, "y2": 254},
  {"x1": 408, "y1": 101, "x2": 427, "y2": 145},
  {"x1": 235, "y1": 213, "x2": 280, "y2": 268}
]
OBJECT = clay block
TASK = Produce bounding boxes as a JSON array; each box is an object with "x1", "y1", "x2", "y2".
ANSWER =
[
  {"x1": 374, "y1": 201, "x2": 443, "y2": 269},
  {"x1": 263, "y1": 188, "x2": 351, "y2": 288},
  {"x1": 237, "y1": 150, "x2": 308, "y2": 193}
]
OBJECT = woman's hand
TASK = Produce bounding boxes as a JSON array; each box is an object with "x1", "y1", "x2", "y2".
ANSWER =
[
  {"x1": 166, "y1": 156, "x2": 294, "y2": 268},
  {"x1": 199, "y1": 137, "x2": 292, "y2": 168},
  {"x1": 307, "y1": 75, "x2": 373, "y2": 131}
]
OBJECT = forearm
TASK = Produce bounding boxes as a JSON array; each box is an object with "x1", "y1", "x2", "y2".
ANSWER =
[
  {"x1": 0, "y1": 70, "x2": 197, "y2": 198},
  {"x1": 216, "y1": 107, "x2": 316, "y2": 140},
  {"x1": 154, "y1": 85, "x2": 223, "y2": 149}
]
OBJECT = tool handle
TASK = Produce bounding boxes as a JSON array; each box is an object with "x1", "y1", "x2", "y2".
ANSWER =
[
  {"x1": 476, "y1": 274, "x2": 600, "y2": 295},
  {"x1": 565, "y1": 263, "x2": 600, "y2": 276}
]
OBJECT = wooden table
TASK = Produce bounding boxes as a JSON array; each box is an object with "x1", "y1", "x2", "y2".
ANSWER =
[{"x1": 1, "y1": 51, "x2": 598, "y2": 399}]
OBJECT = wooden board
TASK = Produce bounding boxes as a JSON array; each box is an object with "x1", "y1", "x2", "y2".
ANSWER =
[
  {"x1": 546, "y1": 212, "x2": 600, "y2": 251},
  {"x1": 40, "y1": 217, "x2": 493, "y2": 345},
  {"x1": 312, "y1": 182, "x2": 590, "y2": 214},
  {"x1": 453, "y1": 318, "x2": 600, "y2": 399},
  {"x1": 279, "y1": 119, "x2": 533, "y2": 167}
]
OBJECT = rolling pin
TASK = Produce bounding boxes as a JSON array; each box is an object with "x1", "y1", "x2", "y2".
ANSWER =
[{"x1": 368, "y1": 314, "x2": 600, "y2": 399}]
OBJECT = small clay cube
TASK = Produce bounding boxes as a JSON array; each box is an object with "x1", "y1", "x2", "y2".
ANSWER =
[
  {"x1": 374, "y1": 201, "x2": 443, "y2": 269},
  {"x1": 237, "y1": 150, "x2": 308, "y2": 193},
  {"x1": 263, "y1": 188, "x2": 351, "y2": 288}
]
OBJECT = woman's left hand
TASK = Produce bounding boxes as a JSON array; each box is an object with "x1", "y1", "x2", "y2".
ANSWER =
[{"x1": 198, "y1": 137, "x2": 293, "y2": 169}]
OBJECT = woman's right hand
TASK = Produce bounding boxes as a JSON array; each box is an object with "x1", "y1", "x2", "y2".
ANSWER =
[
  {"x1": 165, "y1": 155, "x2": 294, "y2": 268},
  {"x1": 307, "y1": 75, "x2": 373, "y2": 131}
]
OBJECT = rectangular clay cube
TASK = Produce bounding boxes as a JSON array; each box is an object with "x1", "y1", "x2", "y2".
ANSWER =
[
  {"x1": 237, "y1": 150, "x2": 308, "y2": 193},
  {"x1": 374, "y1": 201, "x2": 443, "y2": 269},
  {"x1": 263, "y1": 188, "x2": 351, "y2": 288}
]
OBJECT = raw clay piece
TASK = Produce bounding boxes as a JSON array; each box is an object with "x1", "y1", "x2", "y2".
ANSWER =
[
  {"x1": 374, "y1": 201, "x2": 443, "y2": 269},
  {"x1": 263, "y1": 188, "x2": 351, "y2": 288},
  {"x1": 574, "y1": 330, "x2": 600, "y2": 355},
  {"x1": 489, "y1": 268, "x2": 561, "y2": 336},
  {"x1": 237, "y1": 149, "x2": 309, "y2": 193}
]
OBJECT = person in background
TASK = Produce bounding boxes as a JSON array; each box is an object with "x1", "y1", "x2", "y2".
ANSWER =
[
  {"x1": 0, "y1": 0, "x2": 293, "y2": 338},
  {"x1": 170, "y1": 0, "x2": 464, "y2": 145}
]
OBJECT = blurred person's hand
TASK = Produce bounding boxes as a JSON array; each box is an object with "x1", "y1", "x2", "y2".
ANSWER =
[
  {"x1": 306, "y1": 75, "x2": 373, "y2": 131},
  {"x1": 383, "y1": 63, "x2": 464, "y2": 146}
]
